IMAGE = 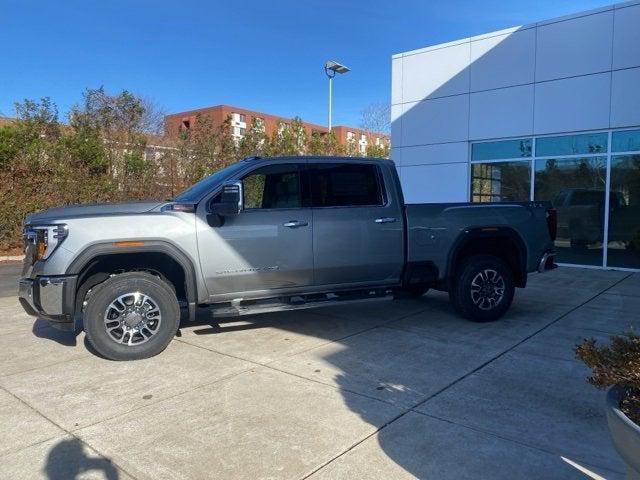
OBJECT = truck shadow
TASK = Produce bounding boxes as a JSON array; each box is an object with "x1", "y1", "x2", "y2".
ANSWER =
[
  {"x1": 185, "y1": 295, "x2": 438, "y2": 477},
  {"x1": 32, "y1": 318, "x2": 79, "y2": 347}
]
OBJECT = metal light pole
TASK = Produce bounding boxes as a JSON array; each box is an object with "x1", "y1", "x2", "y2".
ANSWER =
[{"x1": 324, "y1": 60, "x2": 350, "y2": 130}]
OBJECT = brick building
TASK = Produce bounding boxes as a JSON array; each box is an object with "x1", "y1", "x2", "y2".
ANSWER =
[{"x1": 164, "y1": 104, "x2": 389, "y2": 154}]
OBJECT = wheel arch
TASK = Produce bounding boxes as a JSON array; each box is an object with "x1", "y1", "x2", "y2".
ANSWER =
[
  {"x1": 67, "y1": 241, "x2": 198, "y2": 322},
  {"x1": 446, "y1": 227, "x2": 528, "y2": 289}
]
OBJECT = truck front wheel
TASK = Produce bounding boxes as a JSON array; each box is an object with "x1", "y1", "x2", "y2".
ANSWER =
[
  {"x1": 83, "y1": 272, "x2": 180, "y2": 360},
  {"x1": 449, "y1": 255, "x2": 514, "y2": 322}
]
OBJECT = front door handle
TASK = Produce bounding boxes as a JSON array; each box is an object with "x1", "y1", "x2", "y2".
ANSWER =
[
  {"x1": 283, "y1": 220, "x2": 309, "y2": 228},
  {"x1": 375, "y1": 217, "x2": 397, "y2": 224}
]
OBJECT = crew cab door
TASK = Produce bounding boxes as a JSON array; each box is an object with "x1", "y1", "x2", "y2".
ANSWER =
[
  {"x1": 310, "y1": 161, "x2": 404, "y2": 287},
  {"x1": 196, "y1": 161, "x2": 313, "y2": 301}
]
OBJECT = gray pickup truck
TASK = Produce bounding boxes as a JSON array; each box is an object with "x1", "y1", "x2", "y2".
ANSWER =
[{"x1": 19, "y1": 156, "x2": 557, "y2": 360}]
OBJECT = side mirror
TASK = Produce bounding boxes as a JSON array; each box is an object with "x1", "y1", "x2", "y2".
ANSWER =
[{"x1": 210, "y1": 181, "x2": 243, "y2": 217}]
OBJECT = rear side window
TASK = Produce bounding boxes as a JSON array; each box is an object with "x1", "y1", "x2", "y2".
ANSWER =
[{"x1": 310, "y1": 163, "x2": 383, "y2": 207}]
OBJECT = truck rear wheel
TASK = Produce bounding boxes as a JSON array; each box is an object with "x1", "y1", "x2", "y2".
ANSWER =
[
  {"x1": 83, "y1": 272, "x2": 180, "y2": 360},
  {"x1": 449, "y1": 255, "x2": 514, "y2": 322}
]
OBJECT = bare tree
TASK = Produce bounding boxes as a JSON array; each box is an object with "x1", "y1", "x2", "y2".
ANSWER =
[
  {"x1": 359, "y1": 102, "x2": 390, "y2": 135},
  {"x1": 139, "y1": 96, "x2": 167, "y2": 135}
]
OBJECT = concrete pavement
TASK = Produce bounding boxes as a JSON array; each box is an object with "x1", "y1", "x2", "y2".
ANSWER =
[{"x1": 0, "y1": 262, "x2": 636, "y2": 479}]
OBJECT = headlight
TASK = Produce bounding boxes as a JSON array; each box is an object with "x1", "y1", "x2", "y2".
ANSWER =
[{"x1": 26, "y1": 225, "x2": 68, "y2": 261}]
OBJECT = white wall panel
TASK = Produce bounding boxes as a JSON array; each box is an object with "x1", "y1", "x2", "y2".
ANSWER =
[
  {"x1": 391, "y1": 104, "x2": 402, "y2": 147},
  {"x1": 613, "y1": 4, "x2": 640, "y2": 70},
  {"x1": 401, "y1": 42, "x2": 470, "y2": 102},
  {"x1": 536, "y1": 11, "x2": 614, "y2": 81},
  {"x1": 400, "y1": 163, "x2": 469, "y2": 203},
  {"x1": 399, "y1": 142, "x2": 468, "y2": 167},
  {"x1": 391, "y1": 57, "x2": 403, "y2": 105},
  {"x1": 390, "y1": 147, "x2": 402, "y2": 166},
  {"x1": 469, "y1": 84, "x2": 534, "y2": 140},
  {"x1": 401, "y1": 96, "x2": 470, "y2": 146},
  {"x1": 534, "y1": 73, "x2": 611, "y2": 134},
  {"x1": 470, "y1": 28, "x2": 536, "y2": 91},
  {"x1": 611, "y1": 67, "x2": 640, "y2": 128}
]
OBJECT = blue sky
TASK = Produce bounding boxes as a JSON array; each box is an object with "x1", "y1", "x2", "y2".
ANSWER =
[{"x1": 1, "y1": 0, "x2": 614, "y2": 127}]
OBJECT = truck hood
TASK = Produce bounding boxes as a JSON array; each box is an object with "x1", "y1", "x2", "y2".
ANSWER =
[{"x1": 25, "y1": 201, "x2": 165, "y2": 224}]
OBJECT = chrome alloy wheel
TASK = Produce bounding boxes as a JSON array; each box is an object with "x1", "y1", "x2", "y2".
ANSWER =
[
  {"x1": 103, "y1": 292, "x2": 162, "y2": 346},
  {"x1": 470, "y1": 269, "x2": 505, "y2": 311}
]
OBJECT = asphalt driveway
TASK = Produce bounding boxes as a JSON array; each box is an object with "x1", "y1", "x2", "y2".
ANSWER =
[{"x1": 0, "y1": 262, "x2": 637, "y2": 479}]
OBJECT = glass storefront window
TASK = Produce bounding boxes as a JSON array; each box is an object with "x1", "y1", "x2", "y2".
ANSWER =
[
  {"x1": 471, "y1": 139, "x2": 532, "y2": 161},
  {"x1": 607, "y1": 155, "x2": 640, "y2": 269},
  {"x1": 534, "y1": 157, "x2": 607, "y2": 266},
  {"x1": 470, "y1": 131, "x2": 640, "y2": 270},
  {"x1": 612, "y1": 129, "x2": 640, "y2": 153},
  {"x1": 536, "y1": 133, "x2": 608, "y2": 157},
  {"x1": 471, "y1": 161, "x2": 531, "y2": 202}
]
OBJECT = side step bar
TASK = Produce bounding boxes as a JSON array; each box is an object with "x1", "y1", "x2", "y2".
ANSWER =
[{"x1": 209, "y1": 288, "x2": 394, "y2": 318}]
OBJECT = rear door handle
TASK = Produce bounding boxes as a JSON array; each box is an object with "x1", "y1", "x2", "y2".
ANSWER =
[
  {"x1": 375, "y1": 217, "x2": 397, "y2": 224},
  {"x1": 283, "y1": 220, "x2": 309, "y2": 228}
]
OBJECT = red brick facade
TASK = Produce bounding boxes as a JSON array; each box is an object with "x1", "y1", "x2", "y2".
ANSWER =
[{"x1": 164, "y1": 105, "x2": 389, "y2": 151}]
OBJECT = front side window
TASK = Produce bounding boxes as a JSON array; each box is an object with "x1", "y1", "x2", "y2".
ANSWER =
[
  {"x1": 242, "y1": 164, "x2": 301, "y2": 209},
  {"x1": 310, "y1": 163, "x2": 383, "y2": 207}
]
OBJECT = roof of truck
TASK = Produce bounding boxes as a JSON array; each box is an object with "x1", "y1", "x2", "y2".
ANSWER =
[{"x1": 241, "y1": 155, "x2": 390, "y2": 163}]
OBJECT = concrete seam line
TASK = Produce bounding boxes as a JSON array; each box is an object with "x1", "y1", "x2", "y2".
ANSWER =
[
  {"x1": 0, "y1": 384, "x2": 142, "y2": 480},
  {"x1": 71, "y1": 365, "x2": 257, "y2": 434},
  {"x1": 413, "y1": 411, "x2": 626, "y2": 476},
  {"x1": 299, "y1": 409, "x2": 410, "y2": 480},
  {"x1": 409, "y1": 272, "x2": 635, "y2": 411},
  {"x1": 300, "y1": 273, "x2": 634, "y2": 479},
  {"x1": 0, "y1": 354, "x2": 94, "y2": 380},
  {"x1": 262, "y1": 361, "x2": 404, "y2": 408},
  {"x1": 174, "y1": 336, "x2": 405, "y2": 409},
  {"x1": 174, "y1": 337, "x2": 272, "y2": 367},
  {"x1": 263, "y1": 305, "x2": 434, "y2": 362}
]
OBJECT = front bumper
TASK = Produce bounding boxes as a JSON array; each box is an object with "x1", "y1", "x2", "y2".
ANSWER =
[{"x1": 18, "y1": 275, "x2": 78, "y2": 330}]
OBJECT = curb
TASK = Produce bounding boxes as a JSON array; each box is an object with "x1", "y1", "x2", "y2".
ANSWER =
[{"x1": 0, "y1": 255, "x2": 24, "y2": 262}]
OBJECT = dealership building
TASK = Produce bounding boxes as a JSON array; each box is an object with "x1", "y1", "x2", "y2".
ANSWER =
[{"x1": 391, "y1": 1, "x2": 640, "y2": 270}]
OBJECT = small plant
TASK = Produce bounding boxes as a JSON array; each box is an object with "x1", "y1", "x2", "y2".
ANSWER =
[{"x1": 576, "y1": 330, "x2": 640, "y2": 425}]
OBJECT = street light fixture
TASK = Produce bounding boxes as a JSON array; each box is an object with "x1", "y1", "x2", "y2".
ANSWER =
[{"x1": 324, "y1": 60, "x2": 350, "y2": 130}]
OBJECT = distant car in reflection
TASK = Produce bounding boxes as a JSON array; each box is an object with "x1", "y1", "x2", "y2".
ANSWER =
[{"x1": 552, "y1": 188, "x2": 639, "y2": 249}]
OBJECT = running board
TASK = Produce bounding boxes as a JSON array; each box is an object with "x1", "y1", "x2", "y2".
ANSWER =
[{"x1": 209, "y1": 288, "x2": 394, "y2": 318}]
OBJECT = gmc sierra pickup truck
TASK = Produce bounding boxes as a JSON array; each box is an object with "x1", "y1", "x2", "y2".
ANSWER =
[{"x1": 19, "y1": 156, "x2": 557, "y2": 360}]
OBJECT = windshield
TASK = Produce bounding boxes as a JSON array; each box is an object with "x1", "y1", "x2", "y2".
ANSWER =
[{"x1": 174, "y1": 161, "x2": 248, "y2": 202}]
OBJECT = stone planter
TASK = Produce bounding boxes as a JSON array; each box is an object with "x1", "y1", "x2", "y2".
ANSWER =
[{"x1": 606, "y1": 385, "x2": 640, "y2": 480}]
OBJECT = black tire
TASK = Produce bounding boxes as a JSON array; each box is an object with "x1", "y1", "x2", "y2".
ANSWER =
[
  {"x1": 83, "y1": 272, "x2": 180, "y2": 360},
  {"x1": 395, "y1": 286, "x2": 429, "y2": 299},
  {"x1": 449, "y1": 255, "x2": 514, "y2": 322}
]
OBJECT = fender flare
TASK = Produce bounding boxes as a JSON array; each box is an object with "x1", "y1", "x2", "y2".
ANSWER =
[
  {"x1": 66, "y1": 240, "x2": 199, "y2": 321},
  {"x1": 445, "y1": 226, "x2": 528, "y2": 288}
]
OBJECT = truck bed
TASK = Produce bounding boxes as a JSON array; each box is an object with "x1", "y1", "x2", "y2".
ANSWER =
[{"x1": 405, "y1": 201, "x2": 554, "y2": 281}]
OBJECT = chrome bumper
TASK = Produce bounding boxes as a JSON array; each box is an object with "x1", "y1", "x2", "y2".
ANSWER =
[
  {"x1": 537, "y1": 251, "x2": 557, "y2": 273},
  {"x1": 18, "y1": 275, "x2": 78, "y2": 328}
]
